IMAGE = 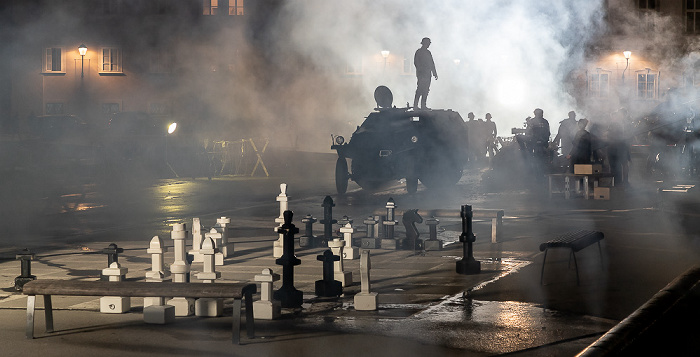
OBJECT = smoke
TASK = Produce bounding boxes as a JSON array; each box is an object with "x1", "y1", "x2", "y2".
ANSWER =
[{"x1": 262, "y1": 0, "x2": 606, "y2": 145}]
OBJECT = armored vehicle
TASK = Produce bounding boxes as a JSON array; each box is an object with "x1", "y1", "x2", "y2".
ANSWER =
[{"x1": 331, "y1": 86, "x2": 468, "y2": 194}]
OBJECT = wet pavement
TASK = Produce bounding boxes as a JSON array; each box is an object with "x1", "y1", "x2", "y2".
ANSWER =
[{"x1": 0, "y1": 152, "x2": 699, "y2": 356}]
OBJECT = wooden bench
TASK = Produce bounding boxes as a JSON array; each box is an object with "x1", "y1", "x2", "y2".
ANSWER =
[
  {"x1": 372, "y1": 208, "x2": 505, "y2": 243},
  {"x1": 539, "y1": 230, "x2": 604, "y2": 285},
  {"x1": 22, "y1": 280, "x2": 256, "y2": 344}
]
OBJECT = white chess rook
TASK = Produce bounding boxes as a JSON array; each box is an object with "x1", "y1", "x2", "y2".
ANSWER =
[
  {"x1": 328, "y1": 238, "x2": 352, "y2": 287},
  {"x1": 215, "y1": 216, "x2": 234, "y2": 258},
  {"x1": 340, "y1": 223, "x2": 359, "y2": 260}
]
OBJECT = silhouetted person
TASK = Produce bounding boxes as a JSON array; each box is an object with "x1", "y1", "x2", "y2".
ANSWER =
[
  {"x1": 567, "y1": 118, "x2": 592, "y2": 172},
  {"x1": 554, "y1": 111, "x2": 578, "y2": 159},
  {"x1": 413, "y1": 37, "x2": 438, "y2": 110},
  {"x1": 526, "y1": 108, "x2": 551, "y2": 157},
  {"x1": 485, "y1": 113, "x2": 497, "y2": 158},
  {"x1": 607, "y1": 120, "x2": 631, "y2": 186},
  {"x1": 465, "y1": 112, "x2": 478, "y2": 164}
]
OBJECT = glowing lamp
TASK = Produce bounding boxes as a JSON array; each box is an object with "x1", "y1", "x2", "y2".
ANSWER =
[
  {"x1": 623, "y1": 51, "x2": 631, "y2": 59},
  {"x1": 381, "y1": 50, "x2": 390, "y2": 58},
  {"x1": 168, "y1": 122, "x2": 177, "y2": 134},
  {"x1": 78, "y1": 44, "x2": 87, "y2": 56}
]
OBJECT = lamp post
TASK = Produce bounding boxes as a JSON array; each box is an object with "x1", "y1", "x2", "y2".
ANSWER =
[
  {"x1": 622, "y1": 50, "x2": 631, "y2": 84},
  {"x1": 166, "y1": 122, "x2": 179, "y2": 177},
  {"x1": 78, "y1": 44, "x2": 87, "y2": 78},
  {"x1": 381, "y1": 50, "x2": 390, "y2": 71}
]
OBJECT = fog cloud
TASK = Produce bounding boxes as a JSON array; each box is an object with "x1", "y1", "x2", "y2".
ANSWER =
[{"x1": 263, "y1": 0, "x2": 606, "y2": 148}]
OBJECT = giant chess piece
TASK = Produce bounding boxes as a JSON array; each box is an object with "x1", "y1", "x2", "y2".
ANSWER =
[
  {"x1": 354, "y1": 250, "x2": 378, "y2": 310},
  {"x1": 423, "y1": 217, "x2": 443, "y2": 251},
  {"x1": 315, "y1": 250, "x2": 342, "y2": 297},
  {"x1": 14, "y1": 249, "x2": 36, "y2": 291},
  {"x1": 167, "y1": 223, "x2": 195, "y2": 316},
  {"x1": 273, "y1": 184, "x2": 289, "y2": 258},
  {"x1": 100, "y1": 262, "x2": 130, "y2": 313},
  {"x1": 361, "y1": 216, "x2": 381, "y2": 249},
  {"x1": 380, "y1": 198, "x2": 400, "y2": 249},
  {"x1": 320, "y1": 196, "x2": 337, "y2": 247},
  {"x1": 402, "y1": 209, "x2": 423, "y2": 251},
  {"x1": 143, "y1": 236, "x2": 175, "y2": 324},
  {"x1": 456, "y1": 205, "x2": 481, "y2": 275},
  {"x1": 273, "y1": 210, "x2": 303, "y2": 308}
]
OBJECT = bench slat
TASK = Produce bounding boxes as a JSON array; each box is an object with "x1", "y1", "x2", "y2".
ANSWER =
[{"x1": 22, "y1": 280, "x2": 256, "y2": 298}]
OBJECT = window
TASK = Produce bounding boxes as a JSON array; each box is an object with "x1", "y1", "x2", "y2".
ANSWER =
[
  {"x1": 638, "y1": 0, "x2": 657, "y2": 10},
  {"x1": 45, "y1": 103, "x2": 64, "y2": 115},
  {"x1": 43, "y1": 47, "x2": 65, "y2": 74},
  {"x1": 229, "y1": 0, "x2": 244, "y2": 15},
  {"x1": 588, "y1": 70, "x2": 610, "y2": 98},
  {"x1": 100, "y1": 47, "x2": 123, "y2": 74},
  {"x1": 403, "y1": 57, "x2": 413, "y2": 75},
  {"x1": 637, "y1": 70, "x2": 658, "y2": 100},
  {"x1": 102, "y1": 103, "x2": 120, "y2": 115},
  {"x1": 203, "y1": 0, "x2": 218, "y2": 15},
  {"x1": 687, "y1": 0, "x2": 700, "y2": 33}
]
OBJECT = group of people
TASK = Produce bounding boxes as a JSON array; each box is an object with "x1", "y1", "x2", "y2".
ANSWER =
[
  {"x1": 552, "y1": 109, "x2": 631, "y2": 185},
  {"x1": 465, "y1": 112, "x2": 498, "y2": 164},
  {"x1": 411, "y1": 37, "x2": 630, "y2": 185}
]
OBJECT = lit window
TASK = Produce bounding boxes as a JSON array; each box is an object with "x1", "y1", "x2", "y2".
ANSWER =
[
  {"x1": 229, "y1": 0, "x2": 244, "y2": 15},
  {"x1": 637, "y1": 70, "x2": 658, "y2": 100},
  {"x1": 588, "y1": 70, "x2": 610, "y2": 98},
  {"x1": 43, "y1": 47, "x2": 65, "y2": 74},
  {"x1": 203, "y1": 0, "x2": 218, "y2": 15},
  {"x1": 100, "y1": 47, "x2": 123, "y2": 74}
]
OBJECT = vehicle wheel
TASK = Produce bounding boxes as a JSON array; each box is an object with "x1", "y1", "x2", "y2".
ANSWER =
[{"x1": 335, "y1": 157, "x2": 349, "y2": 194}]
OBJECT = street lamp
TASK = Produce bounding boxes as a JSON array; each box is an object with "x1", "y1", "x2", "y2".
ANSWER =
[
  {"x1": 622, "y1": 50, "x2": 631, "y2": 84},
  {"x1": 78, "y1": 44, "x2": 87, "y2": 78},
  {"x1": 381, "y1": 50, "x2": 390, "y2": 70},
  {"x1": 165, "y1": 122, "x2": 179, "y2": 177}
]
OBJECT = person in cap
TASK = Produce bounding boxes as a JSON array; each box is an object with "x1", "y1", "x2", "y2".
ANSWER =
[{"x1": 413, "y1": 37, "x2": 438, "y2": 110}]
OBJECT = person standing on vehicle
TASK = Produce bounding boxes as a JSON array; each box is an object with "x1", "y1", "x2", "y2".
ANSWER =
[{"x1": 413, "y1": 37, "x2": 438, "y2": 110}]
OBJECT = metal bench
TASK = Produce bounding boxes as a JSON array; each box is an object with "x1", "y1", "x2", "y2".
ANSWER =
[
  {"x1": 22, "y1": 279, "x2": 256, "y2": 344},
  {"x1": 539, "y1": 230, "x2": 604, "y2": 285}
]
